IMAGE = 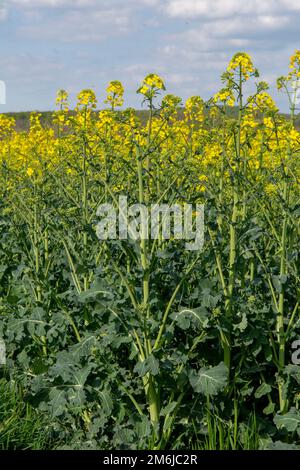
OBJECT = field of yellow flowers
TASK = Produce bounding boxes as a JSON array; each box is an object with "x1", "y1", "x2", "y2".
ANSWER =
[{"x1": 0, "y1": 52, "x2": 299, "y2": 450}]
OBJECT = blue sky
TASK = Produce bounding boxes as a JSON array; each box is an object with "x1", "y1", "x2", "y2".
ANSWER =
[{"x1": 0, "y1": 0, "x2": 299, "y2": 112}]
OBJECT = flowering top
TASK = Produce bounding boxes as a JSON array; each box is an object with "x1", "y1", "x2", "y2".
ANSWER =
[
  {"x1": 137, "y1": 74, "x2": 165, "y2": 99},
  {"x1": 278, "y1": 50, "x2": 300, "y2": 90},
  {"x1": 213, "y1": 88, "x2": 235, "y2": 107},
  {"x1": 56, "y1": 89, "x2": 69, "y2": 111},
  {"x1": 185, "y1": 96, "x2": 204, "y2": 114},
  {"x1": 161, "y1": 94, "x2": 182, "y2": 119},
  {"x1": 29, "y1": 113, "x2": 43, "y2": 132},
  {"x1": 105, "y1": 81, "x2": 124, "y2": 109},
  {"x1": 161, "y1": 94, "x2": 182, "y2": 109},
  {"x1": 185, "y1": 96, "x2": 204, "y2": 113},
  {"x1": 289, "y1": 50, "x2": 300, "y2": 77},
  {"x1": 277, "y1": 51, "x2": 300, "y2": 120},
  {"x1": 0, "y1": 114, "x2": 15, "y2": 139},
  {"x1": 255, "y1": 92, "x2": 278, "y2": 113},
  {"x1": 227, "y1": 52, "x2": 256, "y2": 80},
  {"x1": 76, "y1": 89, "x2": 97, "y2": 109},
  {"x1": 184, "y1": 96, "x2": 204, "y2": 124}
]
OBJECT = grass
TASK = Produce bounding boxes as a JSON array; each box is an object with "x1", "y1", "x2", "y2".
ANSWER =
[
  {"x1": 192, "y1": 410, "x2": 262, "y2": 450},
  {"x1": 0, "y1": 376, "x2": 54, "y2": 450}
]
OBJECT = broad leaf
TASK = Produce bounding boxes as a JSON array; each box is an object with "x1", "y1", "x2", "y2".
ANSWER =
[
  {"x1": 134, "y1": 355, "x2": 160, "y2": 377},
  {"x1": 255, "y1": 382, "x2": 271, "y2": 399},
  {"x1": 189, "y1": 362, "x2": 228, "y2": 396},
  {"x1": 274, "y1": 408, "x2": 300, "y2": 432}
]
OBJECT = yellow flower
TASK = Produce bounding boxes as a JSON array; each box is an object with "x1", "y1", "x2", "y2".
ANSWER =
[
  {"x1": 263, "y1": 117, "x2": 275, "y2": 129},
  {"x1": 144, "y1": 74, "x2": 165, "y2": 90},
  {"x1": 185, "y1": 96, "x2": 204, "y2": 123},
  {"x1": 196, "y1": 175, "x2": 208, "y2": 192},
  {"x1": 227, "y1": 52, "x2": 255, "y2": 80},
  {"x1": 105, "y1": 80, "x2": 124, "y2": 108},
  {"x1": 56, "y1": 89, "x2": 69, "y2": 110},
  {"x1": 0, "y1": 114, "x2": 15, "y2": 138},
  {"x1": 137, "y1": 74, "x2": 165, "y2": 98},
  {"x1": 255, "y1": 92, "x2": 278, "y2": 113},
  {"x1": 162, "y1": 94, "x2": 182, "y2": 109},
  {"x1": 77, "y1": 89, "x2": 97, "y2": 109},
  {"x1": 265, "y1": 183, "x2": 277, "y2": 196},
  {"x1": 27, "y1": 167, "x2": 34, "y2": 177},
  {"x1": 161, "y1": 94, "x2": 182, "y2": 120},
  {"x1": 289, "y1": 50, "x2": 300, "y2": 72},
  {"x1": 278, "y1": 51, "x2": 300, "y2": 91},
  {"x1": 214, "y1": 88, "x2": 235, "y2": 107},
  {"x1": 139, "y1": 85, "x2": 148, "y2": 95}
]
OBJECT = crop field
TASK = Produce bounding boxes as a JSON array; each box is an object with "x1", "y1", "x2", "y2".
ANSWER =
[{"x1": 0, "y1": 52, "x2": 299, "y2": 450}]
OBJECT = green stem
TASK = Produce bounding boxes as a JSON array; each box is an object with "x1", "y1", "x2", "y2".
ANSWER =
[
  {"x1": 82, "y1": 107, "x2": 89, "y2": 292},
  {"x1": 136, "y1": 144, "x2": 160, "y2": 430},
  {"x1": 277, "y1": 177, "x2": 289, "y2": 413}
]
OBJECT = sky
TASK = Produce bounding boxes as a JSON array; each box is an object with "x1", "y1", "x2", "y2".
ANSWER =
[{"x1": 0, "y1": 0, "x2": 299, "y2": 112}]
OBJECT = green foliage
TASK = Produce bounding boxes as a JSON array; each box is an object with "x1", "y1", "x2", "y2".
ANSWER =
[
  {"x1": 0, "y1": 377, "x2": 55, "y2": 449},
  {"x1": 189, "y1": 363, "x2": 228, "y2": 396}
]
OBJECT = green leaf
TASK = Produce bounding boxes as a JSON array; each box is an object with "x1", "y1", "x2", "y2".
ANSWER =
[
  {"x1": 135, "y1": 416, "x2": 151, "y2": 438},
  {"x1": 267, "y1": 440, "x2": 300, "y2": 450},
  {"x1": 285, "y1": 365, "x2": 300, "y2": 385},
  {"x1": 69, "y1": 335, "x2": 97, "y2": 361},
  {"x1": 255, "y1": 382, "x2": 271, "y2": 399},
  {"x1": 99, "y1": 391, "x2": 113, "y2": 415},
  {"x1": 134, "y1": 355, "x2": 160, "y2": 377},
  {"x1": 263, "y1": 402, "x2": 275, "y2": 415},
  {"x1": 67, "y1": 387, "x2": 86, "y2": 408},
  {"x1": 189, "y1": 362, "x2": 228, "y2": 396},
  {"x1": 173, "y1": 307, "x2": 209, "y2": 330},
  {"x1": 233, "y1": 312, "x2": 248, "y2": 332},
  {"x1": 274, "y1": 408, "x2": 300, "y2": 432},
  {"x1": 31, "y1": 358, "x2": 49, "y2": 375},
  {"x1": 48, "y1": 388, "x2": 67, "y2": 417},
  {"x1": 160, "y1": 401, "x2": 177, "y2": 417},
  {"x1": 78, "y1": 280, "x2": 113, "y2": 302},
  {"x1": 272, "y1": 275, "x2": 288, "y2": 294},
  {"x1": 71, "y1": 365, "x2": 92, "y2": 388},
  {"x1": 240, "y1": 386, "x2": 254, "y2": 397}
]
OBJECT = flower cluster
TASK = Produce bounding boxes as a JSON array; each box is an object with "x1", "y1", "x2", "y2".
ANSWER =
[
  {"x1": 213, "y1": 88, "x2": 235, "y2": 107},
  {"x1": 227, "y1": 52, "x2": 256, "y2": 80},
  {"x1": 76, "y1": 89, "x2": 97, "y2": 109},
  {"x1": 137, "y1": 74, "x2": 165, "y2": 99},
  {"x1": 105, "y1": 81, "x2": 124, "y2": 109},
  {"x1": 0, "y1": 54, "x2": 299, "y2": 203}
]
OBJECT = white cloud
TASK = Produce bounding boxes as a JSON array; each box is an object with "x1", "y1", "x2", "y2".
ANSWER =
[
  {"x1": 11, "y1": 0, "x2": 96, "y2": 7},
  {"x1": 19, "y1": 7, "x2": 131, "y2": 42},
  {"x1": 257, "y1": 15, "x2": 289, "y2": 27},
  {"x1": 164, "y1": 0, "x2": 300, "y2": 18},
  {"x1": 282, "y1": 0, "x2": 300, "y2": 10},
  {"x1": 0, "y1": 53, "x2": 64, "y2": 76},
  {"x1": 10, "y1": 0, "x2": 159, "y2": 8},
  {"x1": 7, "y1": 0, "x2": 161, "y2": 42},
  {"x1": 0, "y1": 4, "x2": 7, "y2": 20}
]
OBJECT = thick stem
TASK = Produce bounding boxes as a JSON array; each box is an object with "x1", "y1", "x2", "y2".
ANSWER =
[
  {"x1": 147, "y1": 376, "x2": 160, "y2": 428},
  {"x1": 33, "y1": 195, "x2": 47, "y2": 356},
  {"x1": 145, "y1": 100, "x2": 153, "y2": 203},
  {"x1": 82, "y1": 108, "x2": 89, "y2": 292},
  {"x1": 136, "y1": 145, "x2": 160, "y2": 430},
  {"x1": 217, "y1": 113, "x2": 226, "y2": 233},
  {"x1": 222, "y1": 69, "x2": 243, "y2": 369},
  {"x1": 277, "y1": 178, "x2": 289, "y2": 413}
]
